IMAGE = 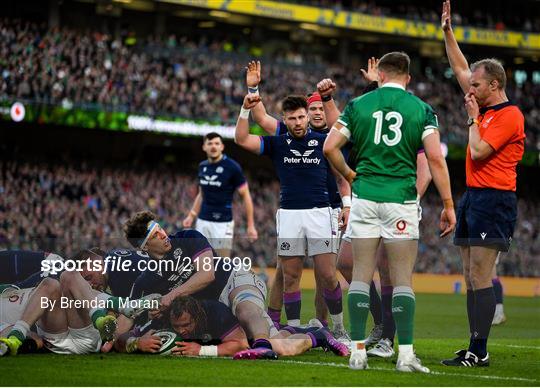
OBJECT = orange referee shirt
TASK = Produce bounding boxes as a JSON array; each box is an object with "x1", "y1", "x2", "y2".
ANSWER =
[{"x1": 466, "y1": 102, "x2": 525, "y2": 191}]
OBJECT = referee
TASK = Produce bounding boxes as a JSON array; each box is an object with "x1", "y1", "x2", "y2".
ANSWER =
[{"x1": 441, "y1": 0, "x2": 526, "y2": 367}]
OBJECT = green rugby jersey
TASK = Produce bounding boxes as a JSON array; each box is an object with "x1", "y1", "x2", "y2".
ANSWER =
[{"x1": 338, "y1": 83, "x2": 438, "y2": 203}]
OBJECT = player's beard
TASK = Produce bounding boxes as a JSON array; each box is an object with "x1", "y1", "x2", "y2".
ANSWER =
[{"x1": 288, "y1": 125, "x2": 308, "y2": 138}]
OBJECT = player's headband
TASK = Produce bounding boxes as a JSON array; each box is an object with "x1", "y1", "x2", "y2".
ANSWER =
[
  {"x1": 307, "y1": 92, "x2": 322, "y2": 106},
  {"x1": 139, "y1": 220, "x2": 159, "y2": 249}
]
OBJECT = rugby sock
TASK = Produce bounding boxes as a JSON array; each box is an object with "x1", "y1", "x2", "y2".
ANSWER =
[
  {"x1": 9, "y1": 320, "x2": 30, "y2": 342},
  {"x1": 469, "y1": 287, "x2": 495, "y2": 358},
  {"x1": 466, "y1": 289, "x2": 475, "y2": 349},
  {"x1": 348, "y1": 281, "x2": 371, "y2": 340},
  {"x1": 283, "y1": 291, "x2": 301, "y2": 327},
  {"x1": 307, "y1": 328, "x2": 332, "y2": 349},
  {"x1": 369, "y1": 281, "x2": 383, "y2": 326},
  {"x1": 381, "y1": 286, "x2": 396, "y2": 342},
  {"x1": 492, "y1": 278, "x2": 503, "y2": 304},
  {"x1": 251, "y1": 338, "x2": 273, "y2": 350},
  {"x1": 323, "y1": 283, "x2": 344, "y2": 330},
  {"x1": 392, "y1": 286, "x2": 415, "y2": 346},
  {"x1": 267, "y1": 307, "x2": 282, "y2": 326}
]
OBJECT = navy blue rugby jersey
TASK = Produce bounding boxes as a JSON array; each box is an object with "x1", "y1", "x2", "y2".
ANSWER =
[
  {"x1": 260, "y1": 129, "x2": 330, "y2": 209},
  {"x1": 130, "y1": 230, "x2": 231, "y2": 301},
  {"x1": 198, "y1": 155, "x2": 246, "y2": 222}
]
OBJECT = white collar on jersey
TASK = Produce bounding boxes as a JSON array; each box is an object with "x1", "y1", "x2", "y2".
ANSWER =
[{"x1": 381, "y1": 82, "x2": 406, "y2": 90}]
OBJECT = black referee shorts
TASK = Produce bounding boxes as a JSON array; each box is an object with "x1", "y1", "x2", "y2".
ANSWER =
[{"x1": 454, "y1": 188, "x2": 517, "y2": 252}]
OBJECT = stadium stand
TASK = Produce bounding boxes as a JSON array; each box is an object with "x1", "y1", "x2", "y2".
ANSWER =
[
  {"x1": 287, "y1": 0, "x2": 540, "y2": 31},
  {"x1": 1, "y1": 156, "x2": 538, "y2": 277},
  {"x1": 1, "y1": 18, "x2": 539, "y2": 149}
]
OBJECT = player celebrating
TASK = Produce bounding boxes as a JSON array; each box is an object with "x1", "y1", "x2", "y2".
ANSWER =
[
  {"x1": 183, "y1": 132, "x2": 258, "y2": 258},
  {"x1": 245, "y1": 61, "x2": 350, "y2": 338},
  {"x1": 234, "y1": 93, "x2": 345, "y2": 342},
  {"x1": 324, "y1": 51, "x2": 456, "y2": 373},
  {"x1": 441, "y1": 0, "x2": 525, "y2": 366},
  {"x1": 116, "y1": 295, "x2": 348, "y2": 358}
]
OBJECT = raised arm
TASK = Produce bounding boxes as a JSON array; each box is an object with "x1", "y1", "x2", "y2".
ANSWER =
[
  {"x1": 422, "y1": 131, "x2": 456, "y2": 237},
  {"x1": 441, "y1": 0, "x2": 471, "y2": 94},
  {"x1": 317, "y1": 78, "x2": 341, "y2": 128},
  {"x1": 234, "y1": 93, "x2": 263, "y2": 154},
  {"x1": 246, "y1": 60, "x2": 278, "y2": 134}
]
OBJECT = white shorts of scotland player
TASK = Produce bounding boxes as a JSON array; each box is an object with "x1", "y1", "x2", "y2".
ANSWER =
[
  {"x1": 276, "y1": 207, "x2": 336, "y2": 256},
  {"x1": 331, "y1": 207, "x2": 341, "y2": 252},
  {"x1": 218, "y1": 270, "x2": 279, "y2": 336},
  {"x1": 350, "y1": 197, "x2": 420, "y2": 240},
  {"x1": 37, "y1": 324, "x2": 101, "y2": 354},
  {"x1": 195, "y1": 219, "x2": 234, "y2": 250},
  {"x1": 0, "y1": 287, "x2": 35, "y2": 325}
]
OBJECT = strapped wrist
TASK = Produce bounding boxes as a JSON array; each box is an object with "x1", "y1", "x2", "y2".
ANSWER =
[
  {"x1": 199, "y1": 345, "x2": 218, "y2": 357},
  {"x1": 248, "y1": 86, "x2": 259, "y2": 94},
  {"x1": 321, "y1": 94, "x2": 332, "y2": 102},
  {"x1": 342, "y1": 195, "x2": 352, "y2": 208},
  {"x1": 239, "y1": 107, "x2": 250, "y2": 119}
]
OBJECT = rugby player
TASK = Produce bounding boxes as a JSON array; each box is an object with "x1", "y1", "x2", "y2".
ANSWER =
[
  {"x1": 0, "y1": 277, "x2": 102, "y2": 356},
  {"x1": 324, "y1": 51, "x2": 456, "y2": 372},
  {"x1": 115, "y1": 295, "x2": 348, "y2": 358},
  {"x1": 244, "y1": 61, "x2": 350, "y2": 339},
  {"x1": 441, "y1": 0, "x2": 525, "y2": 366},
  {"x1": 183, "y1": 132, "x2": 258, "y2": 258},
  {"x1": 124, "y1": 211, "x2": 279, "y2": 359},
  {"x1": 318, "y1": 58, "x2": 433, "y2": 358},
  {"x1": 0, "y1": 249, "x2": 64, "y2": 284}
]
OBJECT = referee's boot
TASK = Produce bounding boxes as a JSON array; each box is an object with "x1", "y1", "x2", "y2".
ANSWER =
[{"x1": 441, "y1": 349, "x2": 490, "y2": 367}]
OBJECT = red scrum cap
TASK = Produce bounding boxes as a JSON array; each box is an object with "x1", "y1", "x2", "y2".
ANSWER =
[{"x1": 307, "y1": 92, "x2": 322, "y2": 106}]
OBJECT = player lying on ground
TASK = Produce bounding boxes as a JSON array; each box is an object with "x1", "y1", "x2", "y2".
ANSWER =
[
  {"x1": 244, "y1": 60, "x2": 350, "y2": 340},
  {"x1": 115, "y1": 295, "x2": 349, "y2": 358},
  {"x1": 123, "y1": 211, "x2": 283, "y2": 359}
]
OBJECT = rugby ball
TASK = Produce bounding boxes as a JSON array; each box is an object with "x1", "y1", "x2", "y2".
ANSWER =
[{"x1": 155, "y1": 330, "x2": 183, "y2": 356}]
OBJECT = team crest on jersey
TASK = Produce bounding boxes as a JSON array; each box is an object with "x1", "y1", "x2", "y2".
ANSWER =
[
  {"x1": 286, "y1": 139, "x2": 292, "y2": 145},
  {"x1": 173, "y1": 248, "x2": 183, "y2": 259},
  {"x1": 216, "y1": 166, "x2": 224, "y2": 174},
  {"x1": 308, "y1": 139, "x2": 318, "y2": 147}
]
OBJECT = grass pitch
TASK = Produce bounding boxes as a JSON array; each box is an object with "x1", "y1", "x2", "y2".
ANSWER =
[{"x1": 2, "y1": 292, "x2": 539, "y2": 386}]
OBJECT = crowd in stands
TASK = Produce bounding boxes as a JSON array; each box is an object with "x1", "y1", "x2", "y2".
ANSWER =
[
  {"x1": 1, "y1": 159, "x2": 539, "y2": 277},
  {"x1": 1, "y1": 18, "x2": 539, "y2": 149},
  {"x1": 290, "y1": 0, "x2": 540, "y2": 32}
]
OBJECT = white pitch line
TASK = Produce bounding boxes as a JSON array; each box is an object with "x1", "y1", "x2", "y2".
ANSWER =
[
  {"x1": 491, "y1": 343, "x2": 540, "y2": 350},
  {"x1": 275, "y1": 359, "x2": 540, "y2": 383}
]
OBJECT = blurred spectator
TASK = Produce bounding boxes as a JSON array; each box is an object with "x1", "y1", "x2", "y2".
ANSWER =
[
  {"x1": 0, "y1": 158, "x2": 538, "y2": 276},
  {"x1": 1, "y1": 18, "x2": 539, "y2": 149}
]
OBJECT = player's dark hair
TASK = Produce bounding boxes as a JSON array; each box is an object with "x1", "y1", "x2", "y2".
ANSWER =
[
  {"x1": 470, "y1": 58, "x2": 506, "y2": 90},
  {"x1": 378, "y1": 52, "x2": 410, "y2": 76},
  {"x1": 69, "y1": 248, "x2": 104, "y2": 271},
  {"x1": 203, "y1": 132, "x2": 223, "y2": 143},
  {"x1": 170, "y1": 296, "x2": 208, "y2": 340},
  {"x1": 281, "y1": 95, "x2": 308, "y2": 113},
  {"x1": 123, "y1": 211, "x2": 157, "y2": 247}
]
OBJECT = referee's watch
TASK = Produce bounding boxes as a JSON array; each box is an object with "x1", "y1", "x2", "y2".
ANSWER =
[{"x1": 467, "y1": 117, "x2": 480, "y2": 127}]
